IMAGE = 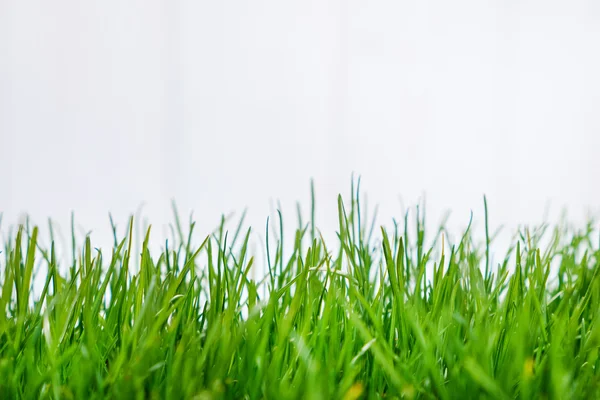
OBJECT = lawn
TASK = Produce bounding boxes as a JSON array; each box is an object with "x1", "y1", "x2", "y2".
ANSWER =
[{"x1": 1, "y1": 184, "x2": 599, "y2": 399}]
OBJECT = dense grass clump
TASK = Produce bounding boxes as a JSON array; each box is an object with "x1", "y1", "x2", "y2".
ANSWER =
[{"x1": 1, "y1": 186, "x2": 600, "y2": 399}]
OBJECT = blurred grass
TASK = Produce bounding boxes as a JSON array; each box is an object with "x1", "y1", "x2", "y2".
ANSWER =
[{"x1": 1, "y1": 182, "x2": 599, "y2": 399}]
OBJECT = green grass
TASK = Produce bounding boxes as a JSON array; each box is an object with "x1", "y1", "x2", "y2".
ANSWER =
[{"x1": 1, "y1": 183, "x2": 600, "y2": 399}]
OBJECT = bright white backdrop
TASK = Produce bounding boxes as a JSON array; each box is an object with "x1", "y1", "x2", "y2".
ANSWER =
[{"x1": 1, "y1": 1, "x2": 599, "y2": 254}]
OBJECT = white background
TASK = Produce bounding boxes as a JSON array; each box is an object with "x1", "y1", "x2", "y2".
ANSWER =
[{"x1": 1, "y1": 1, "x2": 599, "y2": 254}]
